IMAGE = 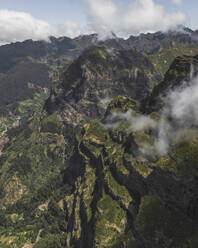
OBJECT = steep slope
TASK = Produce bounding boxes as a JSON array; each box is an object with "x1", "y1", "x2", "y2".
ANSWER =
[
  {"x1": 0, "y1": 37, "x2": 77, "y2": 73},
  {"x1": 1, "y1": 28, "x2": 198, "y2": 75},
  {"x1": 1, "y1": 29, "x2": 198, "y2": 158},
  {"x1": 0, "y1": 58, "x2": 50, "y2": 108},
  {"x1": 126, "y1": 28, "x2": 198, "y2": 53},
  {"x1": 0, "y1": 35, "x2": 88, "y2": 145},
  {"x1": 0, "y1": 49, "x2": 198, "y2": 248},
  {"x1": 45, "y1": 46, "x2": 159, "y2": 125},
  {"x1": 102, "y1": 29, "x2": 198, "y2": 76},
  {"x1": 143, "y1": 54, "x2": 198, "y2": 113},
  {"x1": 0, "y1": 28, "x2": 198, "y2": 136},
  {"x1": 0, "y1": 57, "x2": 51, "y2": 153}
]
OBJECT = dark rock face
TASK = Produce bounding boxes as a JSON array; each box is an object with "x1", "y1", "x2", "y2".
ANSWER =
[
  {"x1": 46, "y1": 46, "x2": 159, "y2": 125},
  {"x1": 125, "y1": 29, "x2": 198, "y2": 54},
  {"x1": 0, "y1": 37, "x2": 78, "y2": 73},
  {"x1": 142, "y1": 55, "x2": 198, "y2": 113},
  {"x1": 0, "y1": 59, "x2": 50, "y2": 108}
]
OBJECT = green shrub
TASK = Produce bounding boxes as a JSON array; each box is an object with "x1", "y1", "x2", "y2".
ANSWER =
[
  {"x1": 41, "y1": 114, "x2": 63, "y2": 134},
  {"x1": 34, "y1": 233, "x2": 64, "y2": 248}
]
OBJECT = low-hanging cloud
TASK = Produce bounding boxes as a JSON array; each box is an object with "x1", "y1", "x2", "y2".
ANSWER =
[
  {"x1": 0, "y1": 10, "x2": 85, "y2": 45},
  {"x1": 104, "y1": 69, "x2": 198, "y2": 156},
  {"x1": 154, "y1": 73, "x2": 198, "y2": 155},
  {"x1": 85, "y1": 0, "x2": 187, "y2": 39}
]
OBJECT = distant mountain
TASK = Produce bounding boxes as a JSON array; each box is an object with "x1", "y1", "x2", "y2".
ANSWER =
[
  {"x1": 0, "y1": 27, "x2": 198, "y2": 118},
  {"x1": 1, "y1": 27, "x2": 198, "y2": 73}
]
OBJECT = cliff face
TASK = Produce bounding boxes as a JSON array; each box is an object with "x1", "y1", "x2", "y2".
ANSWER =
[
  {"x1": 143, "y1": 55, "x2": 198, "y2": 113},
  {"x1": 45, "y1": 46, "x2": 159, "y2": 126}
]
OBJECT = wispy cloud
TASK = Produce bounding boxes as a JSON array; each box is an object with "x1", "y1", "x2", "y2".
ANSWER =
[
  {"x1": 104, "y1": 69, "x2": 198, "y2": 156},
  {"x1": 154, "y1": 71, "x2": 198, "y2": 155},
  {"x1": 85, "y1": 0, "x2": 187, "y2": 39}
]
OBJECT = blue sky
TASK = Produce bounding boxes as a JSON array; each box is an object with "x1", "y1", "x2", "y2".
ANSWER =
[
  {"x1": 0, "y1": 0, "x2": 196, "y2": 28},
  {"x1": 0, "y1": 0, "x2": 196, "y2": 44},
  {"x1": 0, "y1": 0, "x2": 87, "y2": 24}
]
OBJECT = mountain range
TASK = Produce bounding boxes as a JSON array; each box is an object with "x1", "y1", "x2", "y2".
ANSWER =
[{"x1": 0, "y1": 28, "x2": 198, "y2": 248}]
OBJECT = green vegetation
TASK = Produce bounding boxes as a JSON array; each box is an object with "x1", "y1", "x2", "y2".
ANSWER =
[
  {"x1": 95, "y1": 193, "x2": 126, "y2": 247},
  {"x1": 136, "y1": 194, "x2": 195, "y2": 246},
  {"x1": 0, "y1": 40, "x2": 198, "y2": 248},
  {"x1": 157, "y1": 139, "x2": 198, "y2": 178},
  {"x1": 106, "y1": 96, "x2": 139, "y2": 113},
  {"x1": 148, "y1": 45, "x2": 198, "y2": 77},
  {"x1": 41, "y1": 113, "x2": 63, "y2": 134}
]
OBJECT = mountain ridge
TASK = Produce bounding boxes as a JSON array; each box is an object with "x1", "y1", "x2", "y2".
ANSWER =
[{"x1": 0, "y1": 46, "x2": 198, "y2": 247}]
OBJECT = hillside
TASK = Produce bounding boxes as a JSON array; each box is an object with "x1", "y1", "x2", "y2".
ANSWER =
[
  {"x1": 1, "y1": 28, "x2": 198, "y2": 134},
  {"x1": 0, "y1": 44, "x2": 197, "y2": 248}
]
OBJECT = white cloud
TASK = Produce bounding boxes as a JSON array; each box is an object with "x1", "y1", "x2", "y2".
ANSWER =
[
  {"x1": 0, "y1": 10, "x2": 52, "y2": 44},
  {"x1": 54, "y1": 21, "x2": 87, "y2": 39},
  {"x1": 86, "y1": 0, "x2": 117, "y2": 39},
  {"x1": 153, "y1": 72, "x2": 198, "y2": 155},
  {"x1": 85, "y1": 0, "x2": 187, "y2": 39},
  {"x1": 0, "y1": 1, "x2": 187, "y2": 45},
  {"x1": 103, "y1": 69, "x2": 198, "y2": 156},
  {"x1": 122, "y1": 0, "x2": 186, "y2": 34},
  {"x1": 0, "y1": 10, "x2": 85, "y2": 45}
]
